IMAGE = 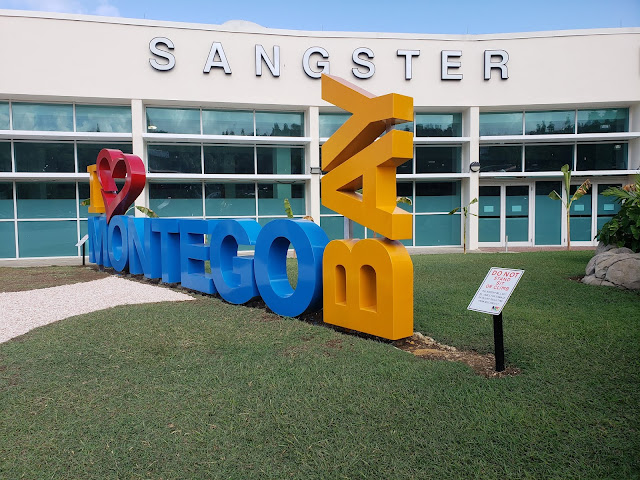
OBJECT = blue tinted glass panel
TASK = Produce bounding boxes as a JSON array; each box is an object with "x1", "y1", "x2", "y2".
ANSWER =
[
  {"x1": 319, "y1": 113, "x2": 350, "y2": 138},
  {"x1": 479, "y1": 186, "x2": 500, "y2": 242},
  {"x1": 205, "y1": 183, "x2": 256, "y2": 216},
  {"x1": 525, "y1": 144, "x2": 573, "y2": 172},
  {"x1": 0, "y1": 222, "x2": 16, "y2": 258},
  {"x1": 0, "y1": 141, "x2": 10, "y2": 171},
  {"x1": 479, "y1": 146, "x2": 522, "y2": 172},
  {"x1": 397, "y1": 157, "x2": 413, "y2": 175},
  {"x1": 569, "y1": 185, "x2": 592, "y2": 242},
  {"x1": 0, "y1": 102, "x2": 8, "y2": 130},
  {"x1": 18, "y1": 221, "x2": 77, "y2": 257},
  {"x1": 16, "y1": 182, "x2": 76, "y2": 219},
  {"x1": 12, "y1": 103, "x2": 73, "y2": 131},
  {"x1": 525, "y1": 110, "x2": 575, "y2": 135},
  {"x1": 149, "y1": 183, "x2": 202, "y2": 217},
  {"x1": 146, "y1": 107, "x2": 200, "y2": 134},
  {"x1": 415, "y1": 146, "x2": 461, "y2": 173},
  {"x1": 257, "y1": 183, "x2": 305, "y2": 216},
  {"x1": 255, "y1": 112, "x2": 303, "y2": 137},
  {"x1": 596, "y1": 183, "x2": 622, "y2": 231},
  {"x1": 319, "y1": 216, "x2": 365, "y2": 240},
  {"x1": 415, "y1": 182, "x2": 460, "y2": 213},
  {"x1": 148, "y1": 144, "x2": 201, "y2": 174},
  {"x1": 479, "y1": 112, "x2": 523, "y2": 136},
  {"x1": 203, "y1": 110, "x2": 254, "y2": 136},
  {"x1": 204, "y1": 146, "x2": 254, "y2": 174},
  {"x1": 415, "y1": 113, "x2": 461, "y2": 137},
  {"x1": 396, "y1": 182, "x2": 413, "y2": 213},
  {"x1": 535, "y1": 181, "x2": 562, "y2": 245},
  {"x1": 0, "y1": 182, "x2": 14, "y2": 219},
  {"x1": 415, "y1": 214, "x2": 460, "y2": 246},
  {"x1": 78, "y1": 183, "x2": 90, "y2": 219},
  {"x1": 75, "y1": 105, "x2": 131, "y2": 133},
  {"x1": 257, "y1": 147, "x2": 303, "y2": 175},
  {"x1": 577, "y1": 109, "x2": 628, "y2": 133},
  {"x1": 576, "y1": 143, "x2": 627, "y2": 171},
  {"x1": 14, "y1": 142, "x2": 74, "y2": 173},
  {"x1": 506, "y1": 185, "x2": 528, "y2": 242},
  {"x1": 76, "y1": 142, "x2": 133, "y2": 173}
]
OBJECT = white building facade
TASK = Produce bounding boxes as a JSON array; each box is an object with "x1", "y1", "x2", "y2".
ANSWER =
[{"x1": 0, "y1": 10, "x2": 638, "y2": 259}]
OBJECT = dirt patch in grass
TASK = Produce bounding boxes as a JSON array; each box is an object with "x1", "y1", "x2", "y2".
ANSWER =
[
  {"x1": 393, "y1": 332, "x2": 521, "y2": 378},
  {"x1": 0, "y1": 266, "x2": 109, "y2": 293}
]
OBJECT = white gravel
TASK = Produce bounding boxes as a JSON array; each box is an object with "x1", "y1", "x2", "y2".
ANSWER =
[{"x1": 0, "y1": 276, "x2": 195, "y2": 343}]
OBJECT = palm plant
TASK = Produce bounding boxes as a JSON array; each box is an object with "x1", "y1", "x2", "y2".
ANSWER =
[
  {"x1": 448, "y1": 198, "x2": 478, "y2": 254},
  {"x1": 548, "y1": 164, "x2": 591, "y2": 251}
]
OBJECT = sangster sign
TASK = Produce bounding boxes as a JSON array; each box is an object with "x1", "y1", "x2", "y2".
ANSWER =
[{"x1": 88, "y1": 75, "x2": 415, "y2": 340}]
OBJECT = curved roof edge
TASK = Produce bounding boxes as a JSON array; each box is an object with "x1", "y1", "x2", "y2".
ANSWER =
[{"x1": 1, "y1": 8, "x2": 638, "y2": 40}]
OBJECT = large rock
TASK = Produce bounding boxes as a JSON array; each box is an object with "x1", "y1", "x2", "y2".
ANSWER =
[
  {"x1": 584, "y1": 246, "x2": 640, "y2": 290},
  {"x1": 605, "y1": 255, "x2": 640, "y2": 290}
]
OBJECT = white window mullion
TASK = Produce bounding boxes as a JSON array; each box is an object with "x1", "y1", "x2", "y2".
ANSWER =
[{"x1": 12, "y1": 181, "x2": 19, "y2": 258}]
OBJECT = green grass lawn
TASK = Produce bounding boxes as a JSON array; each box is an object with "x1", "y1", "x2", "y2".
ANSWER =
[{"x1": 1, "y1": 251, "x2": 638, "y2": 479}]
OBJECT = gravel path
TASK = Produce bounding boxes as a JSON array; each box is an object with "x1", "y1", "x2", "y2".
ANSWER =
[{"x1": 0, "y1": 276, "x2": 195, "y2": 343}]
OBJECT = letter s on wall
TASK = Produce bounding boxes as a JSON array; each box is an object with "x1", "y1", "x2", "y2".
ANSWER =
[{"x1": 149, "y1": 37, "x2": 176, "y2": 71}]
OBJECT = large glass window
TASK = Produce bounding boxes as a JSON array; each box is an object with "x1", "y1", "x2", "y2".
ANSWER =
[
  {"x1": 479, "y1": 112, "x2": 523, "y2": 136},
  {"x1": 569, "y1": 184, "x2": 592, "y2": 242},
  {"x1": 0, "y1": 102, "x2": 9, "y2": 130},
  {"x1": 257, "y1": 147, "x2": 303, "y2": 175},
  {"x1": 205, "y1": 183, "x2": 255, "y2": 216},
  {"x1": 149, "y1": 183, "x2": 203, "y2": 217},
  {"x1": 203, "y1": 110, "x2": 254, "y2": 136},
  {"x1": 506, "y1": 185, "x2": 529, "y2": 242},
  {"x1": 415, "y1": 113, "x2": 461, "y2": 137},
  {"x1": 415, "y1": 181, "x2": 461, "y2": 213},
  {"x1": 0, "y1": 142, "x2": 11, "y2": 171},
  {"x1": 415, "y1": 146, "x2": 461, "y2": 173},
  {"x1": 577, "y1": 109, "x2": 628, "y2": 133},
  {"x1": 0, "y1": 222, "x2": 15, "y2": 258},
  {"x1": 525, "y1": 144, "x2": 573, "y2": 172},
  {"x1": 14, "y1": 142, "x2": 74, "y2": 173},
  {"x1": 78, "y1": 183, "x2": 90, "y2": 219},
  {"x1": 257, "y1": 183, "x2": 305, "y2": 216},
  {"x1": 12, "y1": 103, "x2": 73, "y2": 131},
  {"x1": 525, "y1": 110, "x2": 575, "y2": 135},
  {"x1": 147, "y1": 144, "x2": 201, "y2": 174},
  {"x1": 76, "y1": 142, "x2": 133, "y2": 173},
  {"x1": 18, "y1": 221, "x2": 77, "y2": 257},
  {"x1": 75, "y1": 105, "x2": 131, "y2": 133},
  {"x1": 204, "y1": 146, "x2": 254, "y2": 174},
  {"x1": 479, "y1": 186, "x2": 500, "y2": 242},
  {"x1": 535, "y1": 181, "x2": 562, "y2": 245},
  {"x1": 576, "y1": 143, "x2": 627, "y2": 171},
  {"x1": 0, "y1": 182, "x2": 13, "y2": 219},
  {"x1": 255, "y1": 112, "x2": 303, "y2": 137},
  {"x1": 319, "y1": 113, "x2": 350, "y2": 138},
  {"x1": 146, "y1": 107, "x2": 200, "y2": 134},
  {"x1": 479, "y1": 146, "x2": 522, "y2": 172},
  {"x1": 16, "y1": 182, "x2": 76, "y2": 219},
  {"x1": 596, "y1": 184, "x2": 622, "y2": 231},
  {"x1": 415, "y1": 215, "x2": 461, "y2": 246}
]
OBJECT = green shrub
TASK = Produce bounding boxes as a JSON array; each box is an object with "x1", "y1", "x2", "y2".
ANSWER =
[{"x1": 596, "y1": 175, "x2": 640, "y2": 253}]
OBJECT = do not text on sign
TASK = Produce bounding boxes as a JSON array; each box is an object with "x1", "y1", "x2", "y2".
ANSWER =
[{"x1": 468, "y1": 267, "x2": 524, "y2": 315}]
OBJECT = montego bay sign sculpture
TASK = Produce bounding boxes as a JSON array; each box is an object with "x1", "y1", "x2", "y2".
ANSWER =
[{"x1": 87, "y1": 74, "x2": 414, "y2": 340}]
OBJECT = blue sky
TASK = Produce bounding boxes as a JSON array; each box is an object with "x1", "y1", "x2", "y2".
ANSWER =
[{"x1": 0, "y1": 0, "x2": 638, "y2": 34}]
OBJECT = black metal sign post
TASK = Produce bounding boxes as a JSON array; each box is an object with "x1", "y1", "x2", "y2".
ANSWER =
[{"x1": 493, "y1": 312, "x2": 505, "y2": 372}]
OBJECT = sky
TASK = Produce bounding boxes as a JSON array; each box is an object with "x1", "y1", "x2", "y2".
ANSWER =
[{"x1": 0, "y1": 0, "x2": 638, "y2": 34}]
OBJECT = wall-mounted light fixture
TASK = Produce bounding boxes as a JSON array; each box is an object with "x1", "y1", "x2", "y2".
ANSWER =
[
  {"x1": 470, "y1": 162, "x2": 481, "y2": 173},
  {"x1": 310, "y1": 167, "x2": 322, "y2": 174}
]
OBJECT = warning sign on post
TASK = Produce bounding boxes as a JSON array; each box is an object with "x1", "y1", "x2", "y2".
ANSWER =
[{"x1": 468, "y1": 267, "x2": 524, "y2": 315}]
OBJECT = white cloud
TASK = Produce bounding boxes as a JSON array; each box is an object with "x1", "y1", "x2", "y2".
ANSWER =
[
  {"x1": 0, "y1": 0, "x2": 120, "y2": 16},
  {"x1": 93, "y1": 0, "x2": 119, "y2": 16}
]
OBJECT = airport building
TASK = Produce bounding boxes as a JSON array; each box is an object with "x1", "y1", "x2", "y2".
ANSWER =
[{"x1": 0, "y1": 10, "x2": 638, "y2": 259}]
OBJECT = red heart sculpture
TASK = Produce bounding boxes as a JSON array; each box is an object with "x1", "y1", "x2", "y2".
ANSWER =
[{"x1": 97, "y1": 149, "x2": 146, "y2": 224}]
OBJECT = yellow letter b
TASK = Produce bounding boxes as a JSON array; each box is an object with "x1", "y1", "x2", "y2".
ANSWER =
[{"x1": 322, "y1": 238, "x2": 413, "y2": 340}]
